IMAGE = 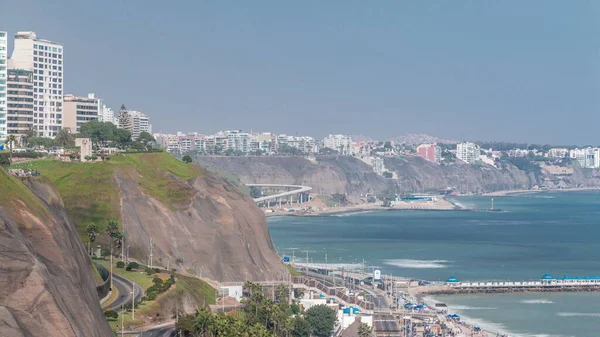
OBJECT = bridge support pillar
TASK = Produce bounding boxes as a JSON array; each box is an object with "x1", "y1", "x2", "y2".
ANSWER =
[
  {"x1": 267, "y1": 200, "x2": 270, "y2": 208},
  {"x1": 278, "y1": 198, "x2": 281, "y2": 208}
]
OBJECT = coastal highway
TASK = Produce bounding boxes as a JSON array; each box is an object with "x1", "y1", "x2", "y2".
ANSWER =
[
  {"x1": 122, "y1": 322, "x2": 177, "y2": 337},
  {"x1": 246, "y1": 183, "x2": 312, "y2": 203},
  {"x1": 301, "y1": 270, "x2": 389, "y2": 309},
  {"x1": 103, "y1": 273, "x2": 145, "y2": 311}
]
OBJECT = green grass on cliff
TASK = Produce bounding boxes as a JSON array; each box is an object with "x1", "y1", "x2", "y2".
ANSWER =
[
  {"x1": 176, "y1": 274, "x2": 216, "y2": 305},
  {"x1": 0, "y1": 169, "x2": 51, "y2": 220},
  {"x1": 10, "y1": 152, "x2": 205, "y2": 239}
]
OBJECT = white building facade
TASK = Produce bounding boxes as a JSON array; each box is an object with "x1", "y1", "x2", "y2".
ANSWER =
[
  {"x1": 98, "y1": 102, "x2": 118, "y2": 125},
  {"x1": 0, "y1": 31, "x2": 7, "y2": 143},
  {"x1": 225, "y1": 129, "x2": 252, "y2": 153},
  {"x1": 10, "y1": 32, "x2": 64, "y2": 137},
  {"x1": 456, "y1": 142, "x2": 481, "y2": 164},
  {"x1": 118, "y1": 108, "x2": 151, "y2": 140},
  {"x1": 323, "y1": 134, "x2": 353, "y2": 155}
]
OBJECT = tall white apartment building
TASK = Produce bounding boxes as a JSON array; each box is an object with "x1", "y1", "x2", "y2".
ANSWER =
[
  {"x1": 225, "y1": 129, "x2": 251, "y2": 153},
  {"x1": 10, "y1": 32, "x2": 63, "y2": 137},
  {"x1": 0, "y1": 31, "x2": 7, "y2": 143},
  {"x1": 98, "y1": 103, "x2": 118, "y2": 125},
  {"x1": 323, "y1": 134, "x2": 353, "y2": 155},
  {"x1": 456, "y1": 142, "x2": 481, "y2": 164},
  {"x1": 118, "y1": 106, "x2": 151, "y2": 139}
]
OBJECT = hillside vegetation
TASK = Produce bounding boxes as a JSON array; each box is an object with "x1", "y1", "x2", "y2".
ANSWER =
[
  {"x1": 0, "y1": 170, "x2": 113, "y2": 336},
  {"x1": 13, "y1": 152, "x2": 205, "y2": 239}
]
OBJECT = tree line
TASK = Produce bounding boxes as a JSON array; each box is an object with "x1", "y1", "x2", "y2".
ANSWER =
[{"x1": 174, "y1": 281, "x2": 370, "y2": 337}]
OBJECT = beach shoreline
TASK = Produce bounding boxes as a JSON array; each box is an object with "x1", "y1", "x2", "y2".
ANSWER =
[
  {"x1": 264, "y1": 197, "x2": 463, "y2": 217},
  {"x1": 481, "y1": 186, "x2": 600, "y2": 197}
]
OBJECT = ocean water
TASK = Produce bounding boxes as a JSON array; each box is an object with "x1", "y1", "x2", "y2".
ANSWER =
[{"x1": 268, "y1": 191, "x2": 600, "y2": 336}]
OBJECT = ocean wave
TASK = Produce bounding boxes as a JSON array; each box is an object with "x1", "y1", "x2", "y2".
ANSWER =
[
  {"x1": 422, "y1": 297, "x2": 568, "y2": 337},
  {"x1": 556, "y1": 312, "x2": 600, "y2": 317},
  {"x1": 383, "y1": 259, "x2": 451, "y2": 269},
  {"x1": 520, "y1": 299, "x2": 555, "y2": 304},
  {"x1": 449, "y1": 305, "x2": 497, "y2": 310},
  {"x1": 333, "y1": 210, "x2": 375, "y2": 217},
  {"x1": 454, "y1": 311, "x2": 569, "y2": 337}
]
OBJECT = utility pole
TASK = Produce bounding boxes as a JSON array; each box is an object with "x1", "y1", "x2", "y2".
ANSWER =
[
  {"x1": 306, "y1": 251, "x2": 309, "y2": 268},
  {"x1": 120, "y1": 303, "x2": 124, "y2": 337},
  {"x1": 110, "y1": 253, "x2": 113, "y2": 294},
  {"x1": 167, "y1": 257, "x2": 170, "y2": 271},
  {"x1": 131, "y1": 279, "x2": 136, "y2": 320},
  {"x1": 149, "y1": 237, "x2": 153, "y2": 268}
]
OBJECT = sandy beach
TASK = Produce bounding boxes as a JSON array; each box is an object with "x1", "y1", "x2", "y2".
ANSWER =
[{"x1": 264, "y1": 197, "x2": 460, "y2": 217}]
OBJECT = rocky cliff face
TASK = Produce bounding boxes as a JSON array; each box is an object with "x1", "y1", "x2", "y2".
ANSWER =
[
  {"x1": 0, "y1": 173, "x2": 112, "y2": 337},
  {"x1": 383, "y1": 156, "x2": 532, "y2": 193},
  {"x1": 31, "y1": 153, "x2": 288, "y2": 283},
  {"x1": 115, "y1": 166, "x2": 287, "y2": 282},
  {"x1": 199, "y1": 156, "x2": 390, "y2": 199},
  {"x1": 197, "y1": 155, "x2": 600, "y2": 199}
]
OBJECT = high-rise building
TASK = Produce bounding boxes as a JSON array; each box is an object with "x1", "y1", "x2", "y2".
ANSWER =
[
  {"x1": 0, "y1": 31, "x2": 7, "y2": 143},
  {"x1": 10, "y1": 32, "x2": 64, "y2": 137},
  {"x1": 98, "y1": 103, "x2": 117, "y2": 125},
  {"x1": 63, "y1": 93, "x2": 100, "y2": 133},
  {"x1": 456, "y1": 142, "x2": 480, "y2": 164},
  {"x1": 416, "y1": 143, "x2": 441, "y2": 163},
  {"x1": 323, "y1": 134, "x2": 353, "y2": 155},
  {"x1": 225, "y1": 129, "x2": 251, "y2": 153},
  {"x1": 118, "y1": 105, "x2": 151, "y2": 139},
  {"x1": 6, "y1": 68, "x2": 34, "y2": 140}
]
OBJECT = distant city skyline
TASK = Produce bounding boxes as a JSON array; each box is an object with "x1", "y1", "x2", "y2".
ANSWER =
[{"x1": 2, "y1": 1, "x2": 598, "y2": 144}]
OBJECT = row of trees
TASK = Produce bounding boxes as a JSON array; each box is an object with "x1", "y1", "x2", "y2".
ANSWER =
[
  {"x1": 175, "y1": 281, "x2": 353, "y2": 337},
  {"x1": 86, "y1": 220, "x2": 124, "y2": 256}
]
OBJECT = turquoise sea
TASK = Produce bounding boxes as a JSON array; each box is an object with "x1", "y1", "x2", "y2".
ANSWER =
[{"x1": 268, "y1": 191, "x2": 600, "y2": 337}]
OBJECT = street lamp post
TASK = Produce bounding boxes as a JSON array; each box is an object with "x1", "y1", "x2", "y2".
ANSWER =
[{"x1": 131, "y1": 280, "x2": 136, "y2": 320}]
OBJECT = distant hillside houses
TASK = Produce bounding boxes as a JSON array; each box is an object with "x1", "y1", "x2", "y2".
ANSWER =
[{"x1": 151, "y1": 130, "x2": 600, "y2": 170}]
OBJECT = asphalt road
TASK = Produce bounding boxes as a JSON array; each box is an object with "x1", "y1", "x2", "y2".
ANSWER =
[
  {"x1": 134, "y1": 326, "x2": 177, "y2": 337},
  {"x1": 103, "y1": 272, "x2": 145, "y2": 311},
  {"x1": 301, "y1": 270, "x2": 389, "y2": 309}
]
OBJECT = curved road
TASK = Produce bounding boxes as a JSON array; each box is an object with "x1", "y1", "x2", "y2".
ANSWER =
[
  {"x1": 246, "y1": 183, "x2": 312, "y2": 203},
  {"x1": 103, "y1": 273, "x2": 145, "y2": 311}
]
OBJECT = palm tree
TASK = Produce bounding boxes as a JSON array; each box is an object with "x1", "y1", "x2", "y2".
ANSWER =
[
  {"x1": 86, "y1": 222, "x2": 99, "y2": 255},
  {"x1": 193, "y1": 307, "x2": 214, "y2": 336},
  {"x1": 105, "y1": 220, "x2": 120, "y2": 256},
  {"x1": 54, "y1": 128, "x2": 75, "y2": 148},
  {"x1": 358, "y1": 322, "x2": 372, "y2": 337},
  {"x1": 112, "y1": 232, "x2": 124, "y2": 253},
  {"x1": 6, "y1": 135, "x2": 17, "y2": 163},
  {"x1": 22, "y1": 127, "x2": 36, "y2": 148}
]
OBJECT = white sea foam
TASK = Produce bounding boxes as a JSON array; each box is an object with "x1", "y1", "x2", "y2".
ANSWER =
[
  {"x1": 454, "y1": 311, "x2": 570, "y2": 337},
  {"x1": 520, "y1": 299, "x2": 555, "y2": 304},
  {"x1": 422, "y1": 297, "x2": 570, "y2": 337},
  {"x1": 334, "y1": 210, "x2": 374, "y2": 217},
  {"x1": 383, "y1": 259, "x2": 451, "y2": 269},
  {"x1": 449, "y1": 305, "x2": 497, "y2": 310},
  {"x1": 556, "y1": 312, "x2": 600, "y2": 317}
]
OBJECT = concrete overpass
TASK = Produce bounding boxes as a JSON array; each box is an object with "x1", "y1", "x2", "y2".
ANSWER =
[{"x1": 247, "y1": 183, "x2": 312, "y2": 205}]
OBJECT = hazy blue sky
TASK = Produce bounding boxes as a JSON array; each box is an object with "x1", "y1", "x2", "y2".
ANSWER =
[{"x1": 2, "y1": 1, "x2": 598, "y2": 144}]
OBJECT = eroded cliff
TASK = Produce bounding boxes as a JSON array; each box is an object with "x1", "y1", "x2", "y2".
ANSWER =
[
  {"x1": 31, "y1": 152, "x2": 287, "y2": 283},
  {"x1": 197, "y1": 155, "x2": 600, "y2": 200},
  {"x1": 0, "y1": 172, "x2": 112, "y2": 337}
]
